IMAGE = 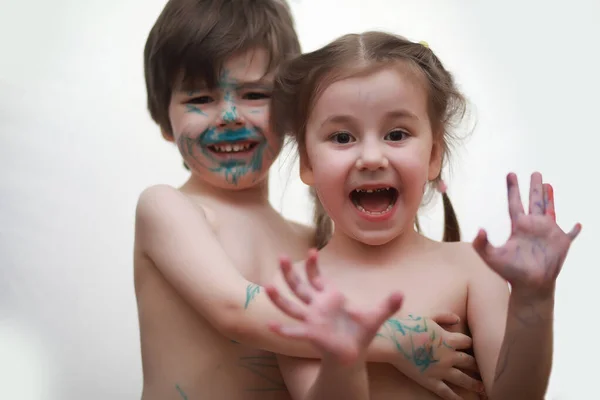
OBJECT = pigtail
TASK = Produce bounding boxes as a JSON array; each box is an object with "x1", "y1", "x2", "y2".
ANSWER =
[
  {"x1": 309, "y1": 187, "x2": 333, "y2": 249},
  {"x1": 442, "y1": 192, "x2": 460, "y2": 242},
  {"x1": 414, "y1": 216, "x2": 422, "y2": 233}
]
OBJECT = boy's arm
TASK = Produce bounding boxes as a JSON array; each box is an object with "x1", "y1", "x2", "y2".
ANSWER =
[
  {"x1": 135, "y1": 185, "x2": 314, "y2": 356},
  {"x1": 136, "y1": 185, "x2": 394, "y2": 361}
]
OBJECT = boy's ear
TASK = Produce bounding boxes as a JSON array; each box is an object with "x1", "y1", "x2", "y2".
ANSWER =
[
  {"x1": 428, "y1": 140, "x2": 443, "y2": 181},
  {"x1": 161, "y1": 128, "x2": 175, "y2": 142},
  {"x1": 299, "y1": 150, "x2": 314, "y2": 186}
]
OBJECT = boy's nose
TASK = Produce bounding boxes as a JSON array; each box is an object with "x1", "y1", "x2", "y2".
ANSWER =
[{"x1": 217, "y1": 103, "x2": 244, "y2": 127}]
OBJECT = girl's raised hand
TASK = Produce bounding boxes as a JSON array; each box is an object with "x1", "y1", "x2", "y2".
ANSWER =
[{"x1": 473, "y1": 172, "x2": 581, "y2": 297}]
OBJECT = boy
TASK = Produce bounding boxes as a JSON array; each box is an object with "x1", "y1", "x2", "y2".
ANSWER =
[
  {"x1": 135, "y1": 1, "x2": 480, "y2": 399},
  {"x1": 135, "y1": 1, "x2": 311, "y2": 398}
]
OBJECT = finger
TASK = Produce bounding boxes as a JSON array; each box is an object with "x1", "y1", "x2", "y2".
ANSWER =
[
  {"x1": 472, "y1": 229, "x2": 496, "y2": 263},
  {"x1": 446, "y1": 331, "x2": 472, "y2": 351},
  {"x1": 528, "y1": 172, "x2": 544, "y2": 215},
  {"x1": 267, "y1": 322, "x2": 311, "y2": 339},
  {"x1": 430, "y1": 312, "x2": 460, "y2": 326},
  {"x1": 356, "y1": 292, "x2": 404, "y2": 333},
  {"x1": 445, "y1": 368, "x2": 485, "y2": 394},
  {"x1": 431, "y1": 381, "x2": 463, "y2": 400},
  {"x1": 280, "y1": 257, "x2": 313, "y2": 304},
  {"x1": 543, "y1": 183, "x2": 556, "y2": 221},
  {"x1": 304, "y1": 249, "x2": 324, "y2": 291},
  {"x1": 567, "y1": 223, "x2": 582, "y2": 241},
  {"x1": 452, "y1": 352, "x2": 478, "y2": 372},
  {"x1": 472, "y1": 229, "x2": 508, "y2": 277},
  {"x1": 265, "y1": 285, "x2": 306, "y2": 321},
  {"x1": 506, "y1": 173, "x2": 525, "y2": 222}
]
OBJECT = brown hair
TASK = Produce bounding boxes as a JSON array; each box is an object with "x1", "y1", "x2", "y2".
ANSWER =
[
  {"x1": 271, "y1": 31, "x2": 467, "y2": 248},
  {"x1": 144, "y1": 0, "x2": 301, "y2": 136}
]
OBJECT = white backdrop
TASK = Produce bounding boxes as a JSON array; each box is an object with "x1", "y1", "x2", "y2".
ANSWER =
[{"x1": 1, "y1": 0, "x2": 598, "y2": 399}]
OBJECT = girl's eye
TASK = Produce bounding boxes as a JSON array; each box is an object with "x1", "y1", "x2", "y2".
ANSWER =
[
  {"x1": 331, "y1": 132, "x2": 355, "y2": 144},
  {"x1": 244, "y1": 92, "x2": 270, "y2": 100},
  {"x1": 385, "y1": 130, "x2": 408, "y2": 141},
  {"x1": 188, "y1": 96, "x2": 213, "y2": 104}
]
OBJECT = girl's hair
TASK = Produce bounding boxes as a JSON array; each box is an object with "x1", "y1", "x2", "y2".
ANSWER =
[{"x1": 271, "y1": 31, "x2": 467, "y2": 248}]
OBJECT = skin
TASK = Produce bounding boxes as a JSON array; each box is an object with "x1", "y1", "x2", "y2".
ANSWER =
[
  {"x1": 134, "y1": 50, "x2": 485, "y2": 399},
  {"x1": 135, "y1": 47, "x2": 313, "y2": 400},
  {"x1": 166, "y1": 48, "x2": 281, "y2": 191},
  {"x1": 267, "y1": 65, "x2": 580, "y2": 400}
]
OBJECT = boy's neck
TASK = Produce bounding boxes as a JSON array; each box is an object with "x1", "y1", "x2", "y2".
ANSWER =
[
  {"x1": 180, "y1": 174, "x2": 271, "y2": 207},
  {"x1": 323, "y1": 227, "x2": 424, "y2": 267}
]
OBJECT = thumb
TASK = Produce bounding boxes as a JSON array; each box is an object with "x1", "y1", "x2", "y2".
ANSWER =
[
  {"x1": 430, "y1": 311, "x2": 460, "y2": 326},
  {"x1": 472, "y1": 229, "x2": 504, "y2": 276},
  {"x1": 366, "y1": 292, "x2": 404, "y2": 334}
]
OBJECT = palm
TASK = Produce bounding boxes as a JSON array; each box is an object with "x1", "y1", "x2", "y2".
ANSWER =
[
  {"x1": 474, "y1": 173, "x2": 581, "y2": 294},
  {"x1": 299, "y1": 289, "x2": 372, "y2": 358},
  {"x1": 266, "y1": 249, "x2": 403, "y2": 364}
]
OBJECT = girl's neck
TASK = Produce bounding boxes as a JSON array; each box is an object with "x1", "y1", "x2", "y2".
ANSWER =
[{"x1": 322, "y1": 226, "x2": 425, "y2": 267}]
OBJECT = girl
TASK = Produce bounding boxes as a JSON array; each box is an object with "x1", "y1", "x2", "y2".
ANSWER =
[{"x1": 265, "y1": 31, "x2": 581, "y2": 400}]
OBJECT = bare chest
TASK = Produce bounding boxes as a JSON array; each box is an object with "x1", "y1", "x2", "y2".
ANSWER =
[{"x1": 326, "y1": 263, "x2": 469, "y2": 324}]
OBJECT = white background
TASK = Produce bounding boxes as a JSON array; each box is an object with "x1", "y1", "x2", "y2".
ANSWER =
[{"x1": 1, "y1": 0, "x2": 598, "y2": 399}]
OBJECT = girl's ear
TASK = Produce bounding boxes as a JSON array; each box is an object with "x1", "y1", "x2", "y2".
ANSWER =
[
  {"x1": 428, "y1": 140, "x2": 443, "y2": 181},
  {"x1": 299, "y1": 150, "x2": 314, "y2": 186}
]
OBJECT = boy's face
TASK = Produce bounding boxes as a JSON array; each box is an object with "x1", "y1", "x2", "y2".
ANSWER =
[{"x1": 167, "y1": 47, "x2": 281, "y2": 190}]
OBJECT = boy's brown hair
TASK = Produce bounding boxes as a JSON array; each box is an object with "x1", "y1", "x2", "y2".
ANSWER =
[
  {"x1": 271, "y1": 31, "x2": 468, "y2": 248},
  {"x1": 144, "y1": 0, "x2": 301, "y2": 136}
]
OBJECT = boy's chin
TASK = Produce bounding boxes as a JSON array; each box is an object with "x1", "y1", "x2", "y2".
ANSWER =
[{"x1": 195, "y1": 170, "x2": 270, "y2": 191}]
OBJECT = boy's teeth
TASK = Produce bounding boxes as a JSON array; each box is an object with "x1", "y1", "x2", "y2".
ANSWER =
[{"x1": 212, "y1": 143, "x2": 252, "y2": 153}]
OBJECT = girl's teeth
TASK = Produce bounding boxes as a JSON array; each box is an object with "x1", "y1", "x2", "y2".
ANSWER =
[
  {"x1": 355, "y1": 204, "x2": 393, "y2": 215},
  {"x1": 355, "y1": 187, "x2": 391, "y2": 193}
]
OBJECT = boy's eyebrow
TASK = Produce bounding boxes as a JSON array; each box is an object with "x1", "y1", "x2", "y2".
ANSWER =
[
  {"x1": 234, "y1": 80, "x2": 274, "y2": 91},
  {"x1": 181, "y1": 79, "x2": 274, "y2": 94}
]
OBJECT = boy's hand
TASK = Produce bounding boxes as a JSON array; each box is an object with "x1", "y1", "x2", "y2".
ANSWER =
[
  {"x1": 265, "y1": 249, "x2": 404, "y2": 365},
  {"x1": 472, "y1": 172, "x2": 581, "y2": 298},
  {"x1": 380, "y1": 313, "x2": 485, "y2": 400}
]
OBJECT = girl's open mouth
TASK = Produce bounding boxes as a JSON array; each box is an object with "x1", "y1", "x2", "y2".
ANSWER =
[{"x1": 350, "y1": 187, "x2": 399, "y2": 215}]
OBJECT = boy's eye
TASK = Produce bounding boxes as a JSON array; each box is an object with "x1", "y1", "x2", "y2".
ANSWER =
[
  {"x1": 188, "y1": 96, "x2": 213, "y2": 104},
  {"x1": 331, "y1": 132, "x2": 354, "y2": 144},
  {"x1": 385, "y1": 130, "x2": 407, "y2": 141},
  {"x1": 243, "y1": 92, "x2": 270, "y2": 100}
]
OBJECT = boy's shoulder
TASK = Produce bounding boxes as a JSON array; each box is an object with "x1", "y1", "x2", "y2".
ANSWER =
[
  {"x1": 135, "y1": 184, "x2": 215, "y2": 237},
  {"x1": 286, "y1": 220, "x2": 316, "y2": 249},
  {"x1": 136, "y1": 183, "x2": 210, "y2": 216}
]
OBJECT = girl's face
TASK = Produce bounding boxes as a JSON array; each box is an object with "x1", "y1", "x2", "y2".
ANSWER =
[{"x1": 301, "y1": 65, "x2": 443, "y2": 246}]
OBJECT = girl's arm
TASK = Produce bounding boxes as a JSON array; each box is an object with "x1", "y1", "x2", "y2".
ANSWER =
[
  {"x1": 467, "y1": 173, "x2": 581, "y2": 400},
  {"x1": 264, "y1": 258, "x2": 403, "y2": 400}
]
